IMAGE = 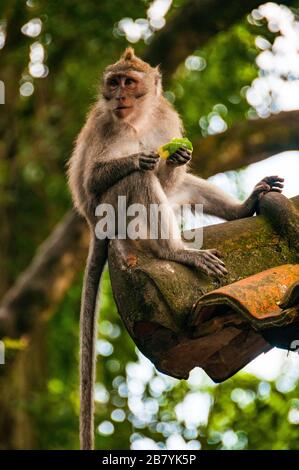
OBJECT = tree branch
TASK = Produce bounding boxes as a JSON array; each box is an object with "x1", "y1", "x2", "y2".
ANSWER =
[{"x1": 192, "y1": 110, "x2": 299, "y2": 178}]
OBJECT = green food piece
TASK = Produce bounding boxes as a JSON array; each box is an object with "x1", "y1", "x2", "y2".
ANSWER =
[{"x1": 158, "y1": 137, "x2": 193, "y2": 159}]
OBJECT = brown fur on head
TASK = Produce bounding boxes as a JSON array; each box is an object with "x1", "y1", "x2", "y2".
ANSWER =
[{"x1": 104, "y1": 47, "x2": 156, "y2": 75}]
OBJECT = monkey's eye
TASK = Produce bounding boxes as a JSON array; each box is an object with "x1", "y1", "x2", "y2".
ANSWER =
[
  {"x1": 108, "y1": 78, "x2": 118, "y2": 88},
  {"x1": 125, "y1": 78, "x2": 136, "y2": 88}
]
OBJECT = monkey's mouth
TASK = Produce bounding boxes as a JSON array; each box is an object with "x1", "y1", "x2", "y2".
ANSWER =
[{"x1": 114, "y1": 105, "x2": 133, "y2": 110}]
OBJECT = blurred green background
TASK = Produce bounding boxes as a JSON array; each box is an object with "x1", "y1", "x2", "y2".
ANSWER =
[{"x1": 1, "y1": 0, "x2": 299, "y2": 450}]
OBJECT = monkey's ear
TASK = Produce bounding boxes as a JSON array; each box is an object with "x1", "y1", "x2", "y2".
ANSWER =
[
  {"x1": 121, "y1": 47, "x2": 136, "y2": 61},
  {"x1": 154, "y1": 65, "x2": 162, "y2": 96}
]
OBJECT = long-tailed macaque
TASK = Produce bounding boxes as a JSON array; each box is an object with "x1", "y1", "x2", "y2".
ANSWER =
[{"x1": 68, "y1": 48, "x2": 284, "y2": 449}]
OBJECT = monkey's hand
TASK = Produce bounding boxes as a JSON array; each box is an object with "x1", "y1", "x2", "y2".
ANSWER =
[
  {"x1": 252, "y1": 175, "x2": 284, "y2": 198},
  {"x1": 137, "y1": 152, "x2": 160, "y2": 171},
  {"x1": 167, "y1": 147, "x2": 192, "y2": 166},
  {"x1": 194, "y1": 249, "x2": 228, "y2": 277},
  {"x1": 241, "y1": 175, "x2": 284, "y2": 217}
]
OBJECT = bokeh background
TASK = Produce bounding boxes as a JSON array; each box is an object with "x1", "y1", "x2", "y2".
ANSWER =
[{"x1": 0, "y1": 0, "x2": 299, "y2": 450}]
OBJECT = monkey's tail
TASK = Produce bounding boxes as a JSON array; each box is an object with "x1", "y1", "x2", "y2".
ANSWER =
[{"x1": 80, "y1": 235, "x2": 108, "y2": 450}]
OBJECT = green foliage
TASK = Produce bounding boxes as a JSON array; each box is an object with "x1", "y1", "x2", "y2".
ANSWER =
[{"x1": 170, "y1": 22, "x2": 259, "y2": 137}]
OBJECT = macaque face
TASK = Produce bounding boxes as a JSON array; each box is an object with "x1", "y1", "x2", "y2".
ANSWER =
[{"x1": 103, "y1": 71, "x2": 152, "y2": 120}]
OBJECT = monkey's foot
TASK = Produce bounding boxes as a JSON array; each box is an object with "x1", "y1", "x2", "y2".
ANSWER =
[{"x1": 192, "y1": 249, "x2": 228, "y2": 278}]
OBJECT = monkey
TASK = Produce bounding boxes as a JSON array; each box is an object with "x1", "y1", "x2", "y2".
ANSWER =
[{"x1": 67, "y1": 47, "x2": 284, "y2": 450}]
